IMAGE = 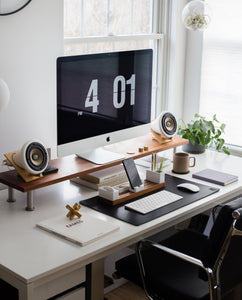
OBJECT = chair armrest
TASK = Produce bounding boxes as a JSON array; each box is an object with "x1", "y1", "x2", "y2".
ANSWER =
[
  {"x1": 135, "y1": 239, "x2": 215, "y2": 300},
  {"x1": 136, "y1": 239, "x2": 205, "y2": 269},
  {"x1": 232, "y1": 208, "x2": 242, "y2": 236},
  {"x1": 232, "y1": 208, "x2": 242, "y2": 220}
]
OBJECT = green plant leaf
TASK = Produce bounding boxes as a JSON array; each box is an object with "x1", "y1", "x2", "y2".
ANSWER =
[
  {"x1": 214, "y1": 130, "x2": 222, "y2": 139},
  {"x1": 190, "y1": 135, "x2": 196, "y2": 146},
  {"x1": 197, "y1": 134, "x2": 206, "y2": 146},
  {"x1": 205, "y1": 131, "x2": 211, "y2": 144},
  {"x1": 222, "y1": 146, "x2": 230, "y2": 155},
  {"x1": 157, "y1": 157, "x2": 164, "y2": 173},
  {"x1": 202, "y1": 120, "x2": 213, "y2": 133},
  {"x1": 213, "y1": 114, "x2": 219, "y2": 123},
  {"x1": 210, "y1": 121, "x2": 215, "y2": 134},
  {"x1": 182, "y1": 132, "x2": 191, "y2": 140},
  {"x1": 220, "y1": 123, "x2": 226, "y2": 132},
  {"x1": 215, "y1": 138, "x2": 225, "y2": 150},
  {"x1": 188, "y1": 123, "x2": 194, "y2": 132}
]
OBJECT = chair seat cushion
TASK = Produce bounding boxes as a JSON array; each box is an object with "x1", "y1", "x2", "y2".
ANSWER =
[{"x1": 115, "y1": 230, "x2": 210, "y2": 300}]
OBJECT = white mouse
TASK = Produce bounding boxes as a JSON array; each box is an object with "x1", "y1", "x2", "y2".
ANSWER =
[{"x1": 177, "y1": 183, "x2": 200, "y2": 193}]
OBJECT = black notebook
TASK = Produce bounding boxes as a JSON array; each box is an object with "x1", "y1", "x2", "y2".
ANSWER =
[{"x1": 192, "y1": 169, "x2": 238, "y2": 186}]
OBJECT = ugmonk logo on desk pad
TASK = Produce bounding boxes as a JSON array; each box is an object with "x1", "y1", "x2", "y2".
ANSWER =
[{"x1": 80, "y1": 174, "x2": 219, "y2": 226}]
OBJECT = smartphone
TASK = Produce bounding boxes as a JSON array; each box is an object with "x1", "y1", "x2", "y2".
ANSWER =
[{"x1": 122, "y1": 158, "x2": 142, "y2": 189}]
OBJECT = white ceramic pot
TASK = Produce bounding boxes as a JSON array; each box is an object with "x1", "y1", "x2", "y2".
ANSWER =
[{"x1": 146, "y1": 170, "x2": 165, "y2": 184}]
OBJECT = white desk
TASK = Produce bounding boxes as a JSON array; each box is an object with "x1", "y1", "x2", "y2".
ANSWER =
[{"x1": 0, "y1": 150, "x2": 242, "y2": 300}]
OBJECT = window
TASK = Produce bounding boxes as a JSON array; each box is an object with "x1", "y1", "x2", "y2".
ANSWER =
[
  {"x1": 63, "y1": 0, "x2": 172, "y2": 119},
  {"x1": 64, "y1": 0, "x2": 156, "y2": 55},
  {"x1": 199, "y1": 0, "x2": 242, "y2": 149}
]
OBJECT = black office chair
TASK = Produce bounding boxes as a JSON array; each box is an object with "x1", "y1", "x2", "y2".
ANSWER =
[{"x1": 114, "y1": 197, "x2": 242, "y2": 300}]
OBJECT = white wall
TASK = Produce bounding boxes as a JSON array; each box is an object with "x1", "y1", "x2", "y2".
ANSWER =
[{"x1": 0, "y1": 0, "x2": 63, "y2": 172}]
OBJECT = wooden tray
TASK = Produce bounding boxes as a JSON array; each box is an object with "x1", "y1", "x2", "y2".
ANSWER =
[{"x1": 99, "y1": 180, "x2": 165, "y2": 206}]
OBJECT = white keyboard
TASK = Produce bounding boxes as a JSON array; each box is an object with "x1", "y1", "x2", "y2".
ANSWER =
[{"x1": 125, "y1": 190, "x2": 183, "y2": 214}]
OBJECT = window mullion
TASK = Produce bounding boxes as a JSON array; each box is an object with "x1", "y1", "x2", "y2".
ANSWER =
[
  {"x1": 80, "y1": 0, "x2": 84, "y2": 37},
  {"x1": 152, "y1": 0, "x2": 170, "y2": 115},
  {"x1": 107, "y1": 0, "x2": 110, "y2": 35}
]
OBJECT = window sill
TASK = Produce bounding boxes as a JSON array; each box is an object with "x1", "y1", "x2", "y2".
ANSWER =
[
  {"x1": 227, "y1": 144, "x2": 242, "y2": 157},
  {"x1": 64, "y1": 33, "x2": 164, "y2": 44}
]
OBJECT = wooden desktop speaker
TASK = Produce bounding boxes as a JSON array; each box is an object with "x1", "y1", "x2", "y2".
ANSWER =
[
  {"x1": 151, "y1": 111, "x2": 177, "y2": 144},
  {"x1": 4, "y1": 140, "x2": 49, "y2": 182}
]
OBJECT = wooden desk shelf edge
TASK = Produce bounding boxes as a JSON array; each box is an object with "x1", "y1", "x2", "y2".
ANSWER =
[{"x1": 0, "y1": 135, "x2": 188, "y2": 193}]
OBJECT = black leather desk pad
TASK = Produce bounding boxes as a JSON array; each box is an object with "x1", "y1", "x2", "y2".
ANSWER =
[{"x1": 79, "y1": 174, "x2": 219, "y2": 226}]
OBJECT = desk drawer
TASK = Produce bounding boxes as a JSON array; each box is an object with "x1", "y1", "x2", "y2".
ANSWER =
[{"x1": 34, "y1": 266, "x2": 85, "y2": 300}]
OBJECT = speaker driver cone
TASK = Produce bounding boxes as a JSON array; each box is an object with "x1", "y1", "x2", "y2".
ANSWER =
[
  {"x1": 30, "y1": 148, "x2": 43, "y2": 166},
  {"x1": 151, "y1": 111, "x2": 177, "y2": 138},
  {"x1": 26, "y1": 142, "x2": 48, "y2": 172},
  {"x1": 161, "y1": 113, "x2": 177, "y2": 136}
]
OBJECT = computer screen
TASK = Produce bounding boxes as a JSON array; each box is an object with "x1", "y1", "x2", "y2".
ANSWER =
[{"x1": 57, "y1": 49, "x2": 153, "y2": 164}]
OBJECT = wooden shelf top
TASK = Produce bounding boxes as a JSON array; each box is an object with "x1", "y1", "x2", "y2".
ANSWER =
[{"x1": 0, "y1": 135, "x2": 188, "y2": 192}]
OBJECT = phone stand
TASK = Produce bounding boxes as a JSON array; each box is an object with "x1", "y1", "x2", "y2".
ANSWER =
[
  {"x1": 98, "y1": 186, "x2": 119, "y2": 201},
  {"x1": 129, "y1": 183, "x2": 144, "y2": 193}
]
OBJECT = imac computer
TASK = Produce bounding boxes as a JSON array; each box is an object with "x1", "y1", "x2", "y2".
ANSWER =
[{"x1": 57, "y1": 49, "x2": 153, "y2": 164}]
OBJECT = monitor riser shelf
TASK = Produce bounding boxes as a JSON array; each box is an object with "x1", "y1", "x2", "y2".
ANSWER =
[{"x1": 0, "y1": 135, "x2": 188, "y2": 211}]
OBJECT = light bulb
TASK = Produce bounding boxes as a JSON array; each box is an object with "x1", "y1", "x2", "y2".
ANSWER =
[{"x1": 182, "y1": 0, "x2": 211, "y2": 31}]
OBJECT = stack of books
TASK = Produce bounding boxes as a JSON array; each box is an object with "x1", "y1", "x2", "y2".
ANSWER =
[{"x1": 71, "y1": 164, "x2": 128, "y2": 190}]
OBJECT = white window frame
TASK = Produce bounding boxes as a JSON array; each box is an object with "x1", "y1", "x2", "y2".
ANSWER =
[
  {"x1": 183, "y1": 31, "x2": 203, "y2": 124},
  {"x1": 160, "y1": 0, "x2": 188, "y2": 121}
]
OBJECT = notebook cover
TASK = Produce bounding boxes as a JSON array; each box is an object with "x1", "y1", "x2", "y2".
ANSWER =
[
  {"x1": 192, "y1": 169, "x2": 238, "y2": 186},
  {"x1": 37, "y1": 213, "x2": 119, "y2": 246}
]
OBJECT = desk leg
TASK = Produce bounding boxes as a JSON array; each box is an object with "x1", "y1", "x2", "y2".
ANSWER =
[
  {"x1": 18, "y1": 284, "x2": 34, "y2": 300},
  {"x1": 7, "y1": 187, "x2": 16, "y2": 202},
  {"x1": 86, "y1": 259, "x2": 104, "y2": 300},
  {"x1": 26, "y1": 191, "x2": 35, "y2": 211}
]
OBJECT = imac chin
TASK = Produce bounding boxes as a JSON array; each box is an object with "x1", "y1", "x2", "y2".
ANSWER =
[{"x1": 57, "y1": 49, "x2": 153, "y2": 164}]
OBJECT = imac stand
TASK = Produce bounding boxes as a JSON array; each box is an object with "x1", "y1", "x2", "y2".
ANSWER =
[{"x1": 77, "y1": 148, "x2": 126, "y2": 165}]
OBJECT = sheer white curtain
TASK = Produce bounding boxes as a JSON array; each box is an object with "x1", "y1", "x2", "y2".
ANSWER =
[{"x1": 199, "y1": 0, "x2": 242, "y2": 147}]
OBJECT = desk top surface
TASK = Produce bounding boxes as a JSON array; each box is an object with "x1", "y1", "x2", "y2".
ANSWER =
[{"x1": 0, "y1": 150, "x2": 241, "y2": 285}]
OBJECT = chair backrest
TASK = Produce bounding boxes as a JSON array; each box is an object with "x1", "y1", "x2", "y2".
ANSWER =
[{"x1": 202, "y1": 197, "x2": 242, "y2": 292}]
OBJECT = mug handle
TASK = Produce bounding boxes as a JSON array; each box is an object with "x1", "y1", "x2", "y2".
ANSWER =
[{"x1": 189, "y1": 156, "x2": 196, "y2": 167}]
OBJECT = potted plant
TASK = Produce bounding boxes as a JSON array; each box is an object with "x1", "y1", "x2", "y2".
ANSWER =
[
  {"x1": 178, "y1": 114, "x2": 230, "y2": 155},
  {"x1": 146, "y1": 157, "x2": 165, "y2": 184}
]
